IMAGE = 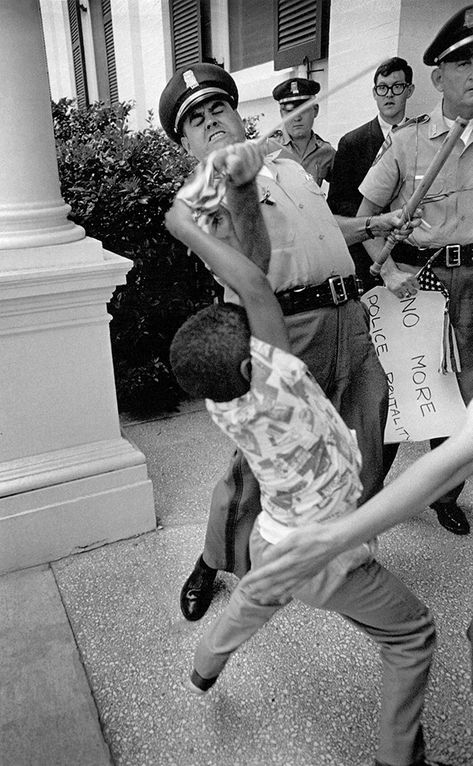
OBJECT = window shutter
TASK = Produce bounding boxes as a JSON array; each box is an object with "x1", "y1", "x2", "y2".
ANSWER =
[
  {"x1": 67, "y1": 0, "x2": 89, "y2": 108},
  {"x1": 102, "y1": 0, "x2": 118, "y2": 104},
  {"x1": 273, "y1": 0, "x2": 323, "y2": 71},
  {"x1": 170, "y1": 0, "x2": 202, "y2": 71}
]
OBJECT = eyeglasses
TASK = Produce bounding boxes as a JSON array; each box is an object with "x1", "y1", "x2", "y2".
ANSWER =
[{"x1": 374, "y1": 82, "x2": 410, "y2": 97}]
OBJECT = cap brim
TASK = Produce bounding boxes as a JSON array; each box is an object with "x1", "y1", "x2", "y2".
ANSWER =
[{"x1": 175, "y1": 88, "x2": 234, "y2": 134}]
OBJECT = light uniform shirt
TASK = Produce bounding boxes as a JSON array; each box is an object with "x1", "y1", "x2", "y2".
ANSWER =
[
  {"x1": 206, "y1": 337, "x2": 374, "y2": 573},
  {"x1": 360, "y1": 102, "x2": 473, "y2": 248},
  {"x1": 217, "y1": 151, "x2": 355, "y2": 303},
  {"x1": 270, "y1": 130, "x2": 336, "y2": 186}
]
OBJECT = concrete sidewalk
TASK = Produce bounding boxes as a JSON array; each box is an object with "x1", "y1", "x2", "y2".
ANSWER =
[{"x1": 1, "y1": 405, "x2": 473, "y2": 766}]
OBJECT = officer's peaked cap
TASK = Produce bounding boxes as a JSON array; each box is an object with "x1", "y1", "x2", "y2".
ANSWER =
[
  {"x1": 159, "y1": 63, "x2": 239, "y2": 143},
  {"x1": 272, "y1": 78, "x2": 320, "y2": 104},
  {"x1": 423, "y1": 5, "x2": 473, "y2": 65}
]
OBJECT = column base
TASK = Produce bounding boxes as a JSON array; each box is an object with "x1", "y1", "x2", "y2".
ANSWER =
[
  {"x1": 0, "y1": 443, "x2": 156, "y2": 573},
  {"x1": 0, "y1": 238, "x2": 157, "y2": 573}
]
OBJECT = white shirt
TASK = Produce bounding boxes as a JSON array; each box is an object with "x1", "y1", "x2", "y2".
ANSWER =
[{"x1": 377, "y1": 114, "x2": 408, "y2": 139}]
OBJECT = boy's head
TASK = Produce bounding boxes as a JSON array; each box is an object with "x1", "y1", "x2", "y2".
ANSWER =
[{"x1": 170, "y1": 303, "x2": 251, "y2": 402}]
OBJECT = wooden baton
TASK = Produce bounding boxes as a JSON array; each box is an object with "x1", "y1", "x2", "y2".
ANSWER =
[{"x1": 370, "y1": 115, "x2": 468, "y2": 276}]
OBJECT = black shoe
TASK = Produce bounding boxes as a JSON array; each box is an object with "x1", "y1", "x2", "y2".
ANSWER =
[
  {"x1": 180, "y1": 556, "x2": 217, "y2": 621},
  {"x1": 430, "y1": 501, "x2": 470, "y2": 536}
]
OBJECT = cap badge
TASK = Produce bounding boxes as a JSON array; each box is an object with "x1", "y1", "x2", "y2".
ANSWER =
[
  {"x1": 465, "y1": 8, "x2": 473, "y2": 28},
  {"x1": 183, "y1": 69, "x2": 199, "y2": 90},
  {"x1": 290, "y1": 81, "x2": 299, "y2": 94}
]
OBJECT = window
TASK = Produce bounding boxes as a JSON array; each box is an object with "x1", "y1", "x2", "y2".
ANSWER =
[
  {"x1": 67, "y1": 0, "x2": 118, "y2": 107},
  {"x1": 170, "y1": 0, "x2": 213, "y2": 71},
  {"x1": 67, "y1": 0, "x2": 88, "y2": 108},
  {"x1": 229, "y1": 0, "x2": 273, "y2": 72},
  {"x1": 273, "y1": 0, "x2": 329, "y2": 71},
  {"x1": 100, "y1": 0, "x2": 118, "y2": 104}
]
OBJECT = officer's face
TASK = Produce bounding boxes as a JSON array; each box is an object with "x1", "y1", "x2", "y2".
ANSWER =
[
  {"x1": 432, "y1": 57, "x2": 473, "y2": 119},
  {"x1": 373, "y1": 70, "x2": 414, "y2": 124},
  {"x1": 279, "y1": 103, "x2": 318, "y2": 140},
  {"x1": 180, "y1": 98, "x2": 246, "y2": 160}
]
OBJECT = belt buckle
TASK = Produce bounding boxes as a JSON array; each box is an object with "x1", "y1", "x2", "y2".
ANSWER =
[
  {"x1": 446, "y1": 244, "x2": 461, "y2": 267},
  {"x1": 329, "y1": 276, "x2": 348, "y2": 305}
]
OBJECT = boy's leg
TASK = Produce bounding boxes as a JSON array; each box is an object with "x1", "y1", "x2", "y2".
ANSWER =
[
  {"x1": 192, "y1": 528, "x2": 286, "y2": 687},
  {"x1": 192, "y1": 579, "x2": 284, "y2": 685},
  {"x1": 296, "y1": 558, "x2": 436, "y2": 766}
]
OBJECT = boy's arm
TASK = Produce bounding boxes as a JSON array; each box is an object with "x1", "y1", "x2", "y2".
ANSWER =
[
  {"x1": 165, "y1": 197, "x2": 291, "y2": 353},
  {"x1": 241, "y1": 402, "x2": 473, "y2": 603},
  {"x1": 211, "y1": 142, "x2": 271, "y2": 274}
]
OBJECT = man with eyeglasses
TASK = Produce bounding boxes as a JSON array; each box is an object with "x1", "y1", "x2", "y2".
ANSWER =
[
  {"x1": 358, "y1": 6, "x2": 473, "y2": 537},
  {"x1": 270, "y1": 77, "x2": 335, "y2": 187},
  {"x1": 327, "y1": 57, "x2": 415, "y2": 294}
]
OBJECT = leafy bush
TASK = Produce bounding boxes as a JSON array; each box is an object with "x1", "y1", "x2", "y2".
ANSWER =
[{"x1": 53, "y1": 98, "x2": 219, "y2": 415}]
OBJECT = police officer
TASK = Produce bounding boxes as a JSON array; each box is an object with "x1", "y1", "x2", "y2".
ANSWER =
[
  {"x1": 159, "y1": 63, "x2": 419, "y2": 622},
  {"x1": 358, "y1": 5, "x2": 473, "y2": 536},
  {"x1": 270, "y1": 77, "x2": 335, "y2": 186}
]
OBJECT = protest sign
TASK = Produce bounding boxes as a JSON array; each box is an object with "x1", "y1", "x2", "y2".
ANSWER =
[{"x1": 362, "y1": 287, "x2": 466, "y2": 443}]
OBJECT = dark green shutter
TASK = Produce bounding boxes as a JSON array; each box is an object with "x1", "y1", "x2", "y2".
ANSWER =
[
  {"x1": 170, "y1": 0, "x2": 202, "y2": 71},
  {"x1": 273, "y1": 0, "x2": 323, "y2": 70},
  {"x1": 67, "y1": 0, "x2": 89, "y2": 107},
  {"x1": 102, "y1": 0, "x2": 118, "y2": 104}
]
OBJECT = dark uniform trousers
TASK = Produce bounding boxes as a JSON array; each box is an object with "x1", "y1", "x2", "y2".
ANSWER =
[{"x1": 203, "y1": 299, "x2": 388, "y2": 576}]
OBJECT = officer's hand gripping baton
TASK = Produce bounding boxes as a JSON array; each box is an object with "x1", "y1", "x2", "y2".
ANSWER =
[{"x1": 370, "y1": 115, "x2": 468, "y2": 276}]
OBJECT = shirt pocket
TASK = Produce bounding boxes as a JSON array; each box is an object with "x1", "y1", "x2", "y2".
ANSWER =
[
  {"x1": 408, "y1": 172, "x2": 449, "y2": 230},
  {"x1": 260, "y1": 196, "x2": 295, "y2": 248}
]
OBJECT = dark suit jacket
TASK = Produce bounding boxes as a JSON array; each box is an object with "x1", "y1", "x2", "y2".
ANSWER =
[{"x1": 327, "y1": 117, "x2": 385, "y2": 291}]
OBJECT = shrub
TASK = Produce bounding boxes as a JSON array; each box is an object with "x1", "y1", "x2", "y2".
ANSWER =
[{"x1": 53, "y1": 98, "x2": 218, "y2": 415}]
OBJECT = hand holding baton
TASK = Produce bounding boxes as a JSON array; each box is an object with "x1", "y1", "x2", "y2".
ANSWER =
[{"x1": 370, "y1": 115, "x2": 468, "y2": 276}]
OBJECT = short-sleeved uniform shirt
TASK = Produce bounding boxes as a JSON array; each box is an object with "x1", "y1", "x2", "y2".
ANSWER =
[
  {"x1": 359, "y1": 102, "x2": 473, "y2": 399},
  {"x1": 269, "y1": 130, "x2": 335, "y2": 186},
  {"x1": 206, "y1": 336, "x2": 374, "y2": 571},
  {"x1": 359, "y1": 102, "x2": 473, "y2": 248},
  {"x1": 217, "y1": 152, "x2": 355, "y2": 303}
]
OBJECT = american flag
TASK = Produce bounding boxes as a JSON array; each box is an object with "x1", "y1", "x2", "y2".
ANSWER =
[{"x1": 416, "y1": 252, "x2": 461, "y2": 374}]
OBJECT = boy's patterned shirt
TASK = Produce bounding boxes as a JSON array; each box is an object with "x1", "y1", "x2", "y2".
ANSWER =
[{"x1": 206, "y1": 337, "x2": 366, "y2": 546}]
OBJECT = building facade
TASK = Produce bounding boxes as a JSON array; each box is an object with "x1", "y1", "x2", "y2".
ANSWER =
[{"x1": 41, "y1": 0, "x2": 468, "y2": 143}]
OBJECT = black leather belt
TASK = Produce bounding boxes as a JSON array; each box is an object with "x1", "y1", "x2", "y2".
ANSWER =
[
  {"x1": 392, "y1": 242, "x2": 473, "y2": 268},
  {"x1": 276, "y1": 275, "x2": 362, "y2": 316}
]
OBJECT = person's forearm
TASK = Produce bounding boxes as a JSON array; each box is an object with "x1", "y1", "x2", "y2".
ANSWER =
[
  {"x1": 334, "y1": 214, "x2": 389, "y2": 246},
  {"x1": 242, "y1": 416, "x2": 473, "y2": 604},
  {"x1": 168, "y1": 212, "x2": 264, "y2": 295},
  {"x1": 225, "y1": 180, "x2": 271, "y2": 274},
  {"x1": 357, "y1": 197, "x2": 398, "y2": 280},
  {"x1": 327, "y1": 431, "x2": 473, "y2": 556}
]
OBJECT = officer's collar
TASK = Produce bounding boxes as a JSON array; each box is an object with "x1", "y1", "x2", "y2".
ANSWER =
[
  {"x1": 281, "y1": 128, "x2": 317, "y2": 148},
  {"x1": 429, "y1": 101, "x2": 454, "y2": 139}
]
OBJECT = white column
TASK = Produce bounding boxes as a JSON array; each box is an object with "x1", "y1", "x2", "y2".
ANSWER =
[
  {"x1": 0, "y1": 0, "x2": 156, "y2": 574},
  {"x1": 0, "y1": 0, "x2": 84, "y2": 250}
]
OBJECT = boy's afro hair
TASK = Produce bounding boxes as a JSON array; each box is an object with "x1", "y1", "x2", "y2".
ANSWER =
[{"x1": 170, "y1": 303, "x2": 251, "y2": 402}]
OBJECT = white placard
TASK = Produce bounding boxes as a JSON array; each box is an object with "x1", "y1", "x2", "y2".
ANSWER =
[{"x1": 362, "y1": 287, "x2": 466, "y2": 443}]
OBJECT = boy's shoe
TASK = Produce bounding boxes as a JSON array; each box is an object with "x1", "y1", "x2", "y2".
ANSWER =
[
  {"x1": 180, "y1": 555, "x2": 217, "y2": 621},
  {"x1": 183, "y1": 675, "x2": 208, "y2": 696},
  {"x1": 186, "y1": 668, "x2": 219, "y2": 695}
]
